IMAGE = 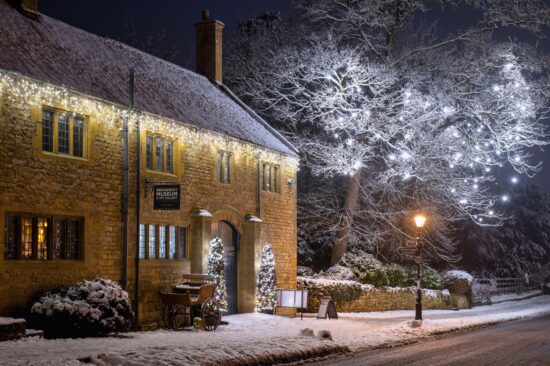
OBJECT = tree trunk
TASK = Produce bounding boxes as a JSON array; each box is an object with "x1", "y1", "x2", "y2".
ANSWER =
[{"x1": 330, "y1": 167, "x2": 363, "y2": 266}]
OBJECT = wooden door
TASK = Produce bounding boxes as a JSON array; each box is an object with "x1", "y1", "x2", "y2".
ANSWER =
[{"x1": 211, "y1": 221, "x2": 238, "y2": 314}]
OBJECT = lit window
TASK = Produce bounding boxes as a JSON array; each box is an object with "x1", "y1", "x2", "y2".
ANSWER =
[
  {"x1": 217, "y1": 151, "x2": 231, "y2": 184},
  {"x1": 139, "y1": 224, "x2": 146, "y2": 259},
  {"x1": 169, "y1": 226, "x2": 176, "y2": 259},
  {"x1": 149, "y1": 225, "x2": 156, "y2": 259},
  {"x1": 159, "y1": 226, "x2": 167, "y2": 259},
  {"x1": 4, "y1": 214, "x2": 83, "y2": 260}
]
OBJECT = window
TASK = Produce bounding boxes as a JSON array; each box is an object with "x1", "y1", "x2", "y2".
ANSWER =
[
  {"x1": 169, "y1": 226, "x2": 176, "y2": 259},
  {"x1": 166, "y1": 141, "x2": 174, "y2": 174},
  {"x1": 262, "y1": 163, "x2": 281, "y2": 193},
  {"x1": 146, "y1": 136, "x2": 153, "y2": 170},
  {"x1": 178, "y1": 226, "x2": 187, "y2": 260},
  {"x1": 42, "y1": 110, "x2": 54, "y2": 152},
  {"x1": 58, "y1": 113, "x2": 70, "y2": 154},
  {"x1": 139, "y1": 224, "x2": 146, "y2": 259},
  {"x1": 145, "y1": 134, "x2": 174, "y2": 174},
  {"x1": 73, "y1": 117, "x2": 84, "y2": 157},
  {"x1": 4, "y1": 213, "x2": 83, "y2": 260},
  {"x1": 41, "y1": 108, "x2": 86, "y2": 158},
  {"x1": 217, "y1": 151, "x2": 231, "y2": 184},
  {"x1": 159, "y1": 226, "x2": 167, "y2": 259},
  {"x1": 149, "y1": 225, "x2": 156, "y2": 259},
  {"x1": 138, "y1": 224, "x2": 186, "y2": 260}
]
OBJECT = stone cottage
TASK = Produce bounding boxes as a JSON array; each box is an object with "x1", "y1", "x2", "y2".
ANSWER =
[{"x1": 0, "y1": 0, "x2": 298, "y2": 327}]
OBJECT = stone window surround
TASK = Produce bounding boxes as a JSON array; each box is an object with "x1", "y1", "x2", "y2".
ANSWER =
[
  {"x1": 261, "y1": 162, "x2": 281, "y2": 194},
  {"x1": 144, "y1": 132, "x2": 176, "y2": 175},
  {"x1": 38, "y1": 106, "x2": 89, "y2": 159},
  {"x1": 216, "y1": 150, "x2": 233, "y2": 185},
  {"x1": 139, "y1": 223, "x2": 187, "y2": 260}
]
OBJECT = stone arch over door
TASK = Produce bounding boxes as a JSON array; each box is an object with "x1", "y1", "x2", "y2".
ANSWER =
[{"x1": 210, "y1": 207, "x2": 262, "y2": 313}]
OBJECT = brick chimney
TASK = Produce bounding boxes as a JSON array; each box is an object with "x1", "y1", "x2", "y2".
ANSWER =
[
  {"x1": 195, "y1": 10, "x2": 225, "y2": 83},
  {"x1": 8, "y1": 0, "x2": 40, "y2": 19}
]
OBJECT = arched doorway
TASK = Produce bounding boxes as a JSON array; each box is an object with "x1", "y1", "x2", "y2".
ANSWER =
[{"x1": 211, "y1": 220, "x2": 238, "y2": 314}]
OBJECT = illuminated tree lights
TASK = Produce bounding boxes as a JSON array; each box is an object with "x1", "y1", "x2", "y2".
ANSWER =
[
  {"x1": 0, "y1": 70, "x2": 299, "y2": 169},
  {"x1": 256, "y1": 243, "x2": 277, "y2": 312},
  {"x1": 207, "y1": 237, "x2": 228, "y2": 312}
]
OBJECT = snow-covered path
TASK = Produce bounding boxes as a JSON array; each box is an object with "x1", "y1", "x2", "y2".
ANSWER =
[{"x1": 1, "y1": 296, "x2": 549, "y2": 366}]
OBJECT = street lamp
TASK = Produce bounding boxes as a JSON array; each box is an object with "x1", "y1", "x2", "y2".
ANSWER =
[{"x1": 414, "y1": 214, "x2": 426, "y2": 321}]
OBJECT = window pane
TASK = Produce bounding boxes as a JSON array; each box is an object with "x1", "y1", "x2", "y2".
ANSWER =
[
  {"x1": 169, "y1": 226, "x2": 176, "y2": 259},
  {"x1": 273, "y1": 165, "x2": 279, "y2": 193},
  {"x1": 58, "y1": 113, "x2": 70, "y2": 154},
  {"x1": 37, "y1": 218, "x2": 48, "y2": 260},
  {"x1": 21, "y1": 217, "x2": 33, "y2": 259},
  {"x1": 67, "y1": 220, "x2": 80, "y2": 259},
  {"x1": 139, "y1": 224, "x2": 146, "y2": 259},
  {"x1": 149, "y1": 225, "x2": 156, "y2": 259},
  {"x1": 224, "y1": 152, "x2": 231, "y2": 184},
  {"x1": 146, "y1": 136, "x2": 153, "y2": 170},
  {"x1": 267, "y1": 164, "x2": 271, "y2": 191},
  {"x1": 52, "y1": 219, "x2": 65, "y2": 259},
  {"x1": 73, "y1": 117, "x2": 84, "y2": 157},
  {"x1": 262, "y1": 163, "x2": 268, "y2": 191},
  {"x1": 159, "y1": 226, "x2": 166, "y2": 259},
  {"x1": 42, "y1": 110, "x2": 54, "y2": 152},
  {"x1": 156, "y1": 137, "x2": 164, "y2": 171},
  {"x1": 4, "y1": 215, "x2": 17, "y2": 260},
  {"x1": 166, "y1": 141, "x2": 174, "y2": 174},
  {"x1": 178, "y1": 227, "x2": 186, "y2": 260},
  {"x1": 217, "y1": 152, "x2": 223, "y2": 182}
]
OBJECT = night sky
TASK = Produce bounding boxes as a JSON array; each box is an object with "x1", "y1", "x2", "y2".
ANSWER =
[{"x1": 39, "y1": 0, "x2": 549, "y2": 193}]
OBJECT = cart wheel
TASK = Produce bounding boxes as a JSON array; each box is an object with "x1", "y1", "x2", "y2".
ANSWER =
[
  {"x1": 201, "y1": 298, "x2": 221, "y2": 331},
  {"x1": 163, "y1": 305, "x2": 173, "y2": 329}
]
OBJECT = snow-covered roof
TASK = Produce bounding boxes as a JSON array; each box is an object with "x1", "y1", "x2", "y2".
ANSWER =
[{"x1": 0, "y1": 1, "x2": 298, "y2": 156}]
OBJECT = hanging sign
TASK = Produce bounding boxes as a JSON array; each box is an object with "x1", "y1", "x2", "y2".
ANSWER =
[
  {"x1": 317, "y1": 297, "x2": 338, "y2": 319},
  {"x1": 154, "y1": 184, "x2": 180, "y2": 210}
]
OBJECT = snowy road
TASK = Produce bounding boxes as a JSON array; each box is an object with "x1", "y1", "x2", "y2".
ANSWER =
[{"x1": 307, "y1": 314, "x2": 550, "y2": 365}]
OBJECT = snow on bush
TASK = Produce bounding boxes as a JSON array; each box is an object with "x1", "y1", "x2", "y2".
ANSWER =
[
  {"x1": 386, "y1": 264, "x2": 410, "y2": 288},
  {"x1": 420, "y1": 266, "x2": 445, "y2": 290},
  {"x1": 339, "y1": 251, "x2": 389, "y2": 287},
  {"x1": 444, "y1": 270, "x2": 474, "y2": 285},
  {"x1": 30, "y1": 278, "x2": 133, "y2": 338},
  {"x1": 322, "y1": 265, "x2": 356, "y2": 281},
  {"x1": 297, "y1": 266, "x2": 315, "y2": 277}
]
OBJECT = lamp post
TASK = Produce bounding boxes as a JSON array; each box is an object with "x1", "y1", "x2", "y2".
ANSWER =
[{"x1": 414, "y1": 214, "x2": 426, "y2": 321}]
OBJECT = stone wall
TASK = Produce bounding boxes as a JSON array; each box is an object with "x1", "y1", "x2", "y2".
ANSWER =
[
  {"x1": 298, "y1": 277, "x2": 451, "y2": 313},
  {"x1": 0, "y1": 74, "x2": 298, "y2": 327}
]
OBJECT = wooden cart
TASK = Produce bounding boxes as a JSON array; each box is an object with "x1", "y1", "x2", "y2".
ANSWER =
[{"x1": 158, "y1": 283, "x2": 221, "y2": 331}]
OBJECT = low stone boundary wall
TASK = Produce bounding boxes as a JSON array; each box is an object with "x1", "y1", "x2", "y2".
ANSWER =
[{"x1": 298, "y1": 276, "x2": 451, "y2": 313}]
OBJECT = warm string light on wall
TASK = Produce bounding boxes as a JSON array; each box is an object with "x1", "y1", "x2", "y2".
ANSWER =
[{"x1": 0, "y1": 70, "x2": 299, "y2": 169}]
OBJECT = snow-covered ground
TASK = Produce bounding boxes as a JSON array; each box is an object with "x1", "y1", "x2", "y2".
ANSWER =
[{"x1": 1, "y1": 296, "x2": 549, "y2": 366}]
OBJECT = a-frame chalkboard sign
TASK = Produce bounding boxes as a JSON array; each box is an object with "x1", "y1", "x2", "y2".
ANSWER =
[{"x1": 316, "y1": 297, "x2": 338, "y2": 319}]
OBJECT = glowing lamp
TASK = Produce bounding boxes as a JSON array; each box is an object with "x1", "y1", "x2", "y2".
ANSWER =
[{"x1": 414, "y1": 215, "x2": 427, "y2": 228}]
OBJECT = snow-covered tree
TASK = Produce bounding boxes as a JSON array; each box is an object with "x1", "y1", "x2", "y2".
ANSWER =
[
  {"x1": 256, "y1": 243, "x2": 278, "y2": 312},
  {"x1": 226, "y1": 1, "x2": 550, "y2": 266},
  {"x1": 207, "y1": 237, "x2": 228, "y2": 312}
]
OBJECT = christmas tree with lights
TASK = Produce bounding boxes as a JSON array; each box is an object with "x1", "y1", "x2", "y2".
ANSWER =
[
  {"x1": 207, "y1": 237, "x2": 228, "y2": 312},
  {"x1": 256, "y1": 243, "x2": 277, "y2": 312}
]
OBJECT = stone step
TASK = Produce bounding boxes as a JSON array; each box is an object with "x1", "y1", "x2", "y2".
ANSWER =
[{"x1": 0, "y1": 317, "x2": 26, "y2": 341}]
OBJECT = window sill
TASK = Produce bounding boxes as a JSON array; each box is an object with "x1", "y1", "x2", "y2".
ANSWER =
[
  {"x1": 145, "y1": 169, "x2": 178, "y2": 178},
  {"x1": 39, "y1": 151, "x2": 89, "y2": 163}
]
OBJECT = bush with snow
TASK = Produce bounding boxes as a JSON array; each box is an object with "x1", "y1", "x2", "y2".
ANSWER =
[
  {"x1": 418, "y1": 266, "x2": 445, "y2": 290},
  {"x1": 443, "y1": 270, "x2": 474, "y2": 295},
  {"x1": 386, "y1": 264, "x2": 410, "y2": 288},
  {"x1": 322, "y1": 265, "x2": 356, "y2": 281},
  {"x1": 340, "y1": 251, "x2": 389, "y2": 287},
  {"x1": 30, "y1": 278, "x2": 133, "y2": 338},
  {"x1": 297, "y1": 266, "x2": 315, "y2": 277}
]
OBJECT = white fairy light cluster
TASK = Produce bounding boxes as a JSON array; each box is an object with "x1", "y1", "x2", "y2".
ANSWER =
[{"x1": 0, "y1": 71, "x2": 299, "y2": 169}]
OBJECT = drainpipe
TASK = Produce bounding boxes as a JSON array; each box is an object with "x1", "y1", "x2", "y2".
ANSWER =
[
  {"x1": 134, "y1": 90, "x2": 141, "y2": 325},
  {"x1": 256, "y1": 153, "x2": 261, "y2": 217},
  {"x1": 121, "y1": 69, "x2": 134, "y2": 290}
]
